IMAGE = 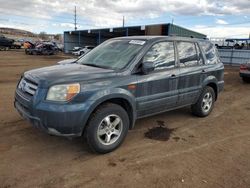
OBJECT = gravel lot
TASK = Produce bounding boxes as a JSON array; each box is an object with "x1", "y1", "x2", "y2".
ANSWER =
[{"x1": 0, "y1": 50, "x2": 250, "y2": 188}]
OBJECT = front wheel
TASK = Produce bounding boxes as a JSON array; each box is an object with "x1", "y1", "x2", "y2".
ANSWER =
[
  {"x1": 191, "y1": 86, "x2": 215, "y2": 117},
  {"x1": 84, "y1": 103, "x2": 129, "y2": 153}
]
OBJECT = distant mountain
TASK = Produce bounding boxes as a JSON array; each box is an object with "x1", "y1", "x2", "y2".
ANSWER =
[{"x1": 0, "y1": 27, "x2": 35, "y2": 37}]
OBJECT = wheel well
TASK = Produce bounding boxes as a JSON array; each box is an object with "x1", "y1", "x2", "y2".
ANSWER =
[
  {"x1": 104, "y1": 98, "x2": 134, "y2": 129},
  {"x1": 90, "y1": 98, "x2": 134, "y2": 130},
  {"x1": 207, "y1": 83, "x2": 218, "y2": 100}
]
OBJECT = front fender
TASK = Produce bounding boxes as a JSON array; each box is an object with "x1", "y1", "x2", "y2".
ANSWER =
[{"x1": 81, "y1": 87, "x2": 136, "y2": 132}]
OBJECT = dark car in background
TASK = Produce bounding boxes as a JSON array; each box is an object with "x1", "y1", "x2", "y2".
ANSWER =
[
  {"x1": 25, "y1": 43, "x2": 58, "y2": 55},
  {"x1": 0, "y1": 34, "x2": 14, "y2": 50},
  {"x1": 14, "y1": 36, "x2": 224, "y2": 153},
  {"x1": 240, "y1": 61, "x2": 250, "y2": 83}
]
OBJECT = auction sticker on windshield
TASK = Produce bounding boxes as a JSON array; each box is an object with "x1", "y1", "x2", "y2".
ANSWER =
[{"x1": 129, "y1": 40, "x2": 146, "y2": 45}]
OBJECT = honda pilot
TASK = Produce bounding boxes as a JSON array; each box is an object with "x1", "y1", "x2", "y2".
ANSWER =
[{"x1": 14, "y1": 36, "x2": 224, "y2": 153}]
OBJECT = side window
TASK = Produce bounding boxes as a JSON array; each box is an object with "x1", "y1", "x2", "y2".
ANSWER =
[
  {"x1": 177, "y1": 42, "x2": 198, "y2": 67},
  {"x1": 143, "y1": 42, "x2": 175, "y2": 70},
  {"x1": 198, "y1": 41, "x2": 217, "y2": 64}
]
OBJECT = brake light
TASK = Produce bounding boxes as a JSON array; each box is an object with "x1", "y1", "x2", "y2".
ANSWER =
[{"x1": 240, "y1": 64, "x2": 248, "y2": 70}]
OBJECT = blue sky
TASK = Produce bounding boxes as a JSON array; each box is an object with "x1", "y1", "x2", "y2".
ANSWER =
[{"x1": 0, "y1": 0, "x2": 249, "y2": 38}]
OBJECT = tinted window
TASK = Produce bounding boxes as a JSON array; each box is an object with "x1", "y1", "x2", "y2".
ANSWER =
[
  {"x1": 198, "y1": 41, "x2": 217, "y2": 64},
  {"x1": 143, "y1": 42, "x2": 175, "y2": 70},
  {"x1": 177, "y1": 42, "x2": 198, "y2": 67}
]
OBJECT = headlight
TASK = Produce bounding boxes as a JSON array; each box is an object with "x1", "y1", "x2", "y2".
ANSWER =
[{"x1": 46, "y1": 83, "x2": 80, "y2": 102}]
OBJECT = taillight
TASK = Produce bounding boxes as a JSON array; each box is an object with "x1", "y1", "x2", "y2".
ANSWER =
[{"x1": 240, "y1": 64, "x2": 248, "y2": 70}]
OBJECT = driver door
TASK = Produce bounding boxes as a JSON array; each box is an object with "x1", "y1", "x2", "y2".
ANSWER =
[{"x1": 135, "y1": 41, "x2": 179, "y2": 117}]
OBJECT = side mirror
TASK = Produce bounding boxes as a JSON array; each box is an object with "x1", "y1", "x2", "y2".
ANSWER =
[{"x1": 142, "y1": 61, "x2": 155, "y2": 74}]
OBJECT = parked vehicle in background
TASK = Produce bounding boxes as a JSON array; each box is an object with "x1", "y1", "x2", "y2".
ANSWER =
[
  {"x1": 14, "y1": 36, "x2": 224, "y2": 154},
  {"x1": 212, "y1": 38, "x2": 250, "y2": 50},
  {"x1": 0, "y1": 34, "x2": 14, "y2": 50},
  {"x1": 23, "y1": 41, "x2": 35, "y2": 49},
  {"x1": 240, "y1": 61, "x2": 250, "y2": 83},
  {"x1": 11, "y1": 41, "x2": 22, "y2": 49},
  {"x1": 72, "y1": 46, "x2": 95, "y2": 56},
  {"x1": 72, "y1": 46, "x2": 82, "y2": 52},
  {"x1": 54, "y1": 43, "x2": 64, "y2": 51},
  {"x1": 25, "y1": 43, "x2": 57, "y2": 55}
]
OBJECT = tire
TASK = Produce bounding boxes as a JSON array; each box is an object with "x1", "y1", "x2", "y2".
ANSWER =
[
  {"x1": 242, "y1": 77, "x2": 250, "y2": 83},
  {"x1": 84, "y1": 103, "x2": 129, "y2": 154},
  {"x1": 191, "y1": 86, "x2": 215, "y2": 117}
]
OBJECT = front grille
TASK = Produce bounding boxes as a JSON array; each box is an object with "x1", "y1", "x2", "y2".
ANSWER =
[{"x1": 17, "y1": 77, "x2": 38, "y2": 98}]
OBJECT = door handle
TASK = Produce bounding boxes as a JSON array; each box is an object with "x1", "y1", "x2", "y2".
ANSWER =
[{"x1": 201, "y1": 69, "x2": 206, "y2": 73}]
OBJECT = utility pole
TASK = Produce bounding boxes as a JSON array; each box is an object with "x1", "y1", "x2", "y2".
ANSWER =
[
  {"x1": 122, "y1": 16, "x2": 125, "y2": 27},
  {"x1": 74, "y1": 6, "x2": 77, "y2": 30}
]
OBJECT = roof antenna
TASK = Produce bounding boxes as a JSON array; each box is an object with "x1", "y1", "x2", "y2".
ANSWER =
[{"x1": 74, "y1": 6, "x2": 77, "y2": 31}]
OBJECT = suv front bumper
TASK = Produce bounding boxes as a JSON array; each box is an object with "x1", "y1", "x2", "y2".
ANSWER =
[{"x1": 14, "y1": 94, "x2": 92, "y2": 137}]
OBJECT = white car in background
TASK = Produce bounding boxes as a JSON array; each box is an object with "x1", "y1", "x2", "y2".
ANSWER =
[{"x1": 72, "y1": 46, "x2": 95, "y2": 56}]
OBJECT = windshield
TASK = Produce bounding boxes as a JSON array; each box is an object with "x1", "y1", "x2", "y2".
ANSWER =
[{"x1": 76, "y1": 39, "x2": 145, "y2": 70}]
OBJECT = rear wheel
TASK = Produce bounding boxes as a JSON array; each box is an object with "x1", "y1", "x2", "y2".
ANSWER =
[
  {"x1": 242, "y1": 77, "x2": 250, "y2": 83},
  {"x1": 191, "y1": 86, "x2": 215, "y2": 117},
  {"x1": 84, "y1": 103, "x2": 129, "y2": 153}
]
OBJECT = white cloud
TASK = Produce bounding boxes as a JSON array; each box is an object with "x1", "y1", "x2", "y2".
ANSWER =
[
  {"x1": 216, "y1": 19, "x2": 228, "y2": 25},
  {"x1": 192, "y1": 25, "x2": 250, "y2": 38},
  {"x1": 0, "y1": 0, "x2": 249, "y2": 26},
  {"x1": 0, "y1": 0, "x2": 249, "y2": 35}
]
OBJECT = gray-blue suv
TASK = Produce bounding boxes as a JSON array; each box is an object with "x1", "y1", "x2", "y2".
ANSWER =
[{"x1": 15, "y1": 36, "x2": 224, "y2": 153}]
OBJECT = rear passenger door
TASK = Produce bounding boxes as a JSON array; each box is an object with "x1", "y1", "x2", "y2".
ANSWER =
[
  {"x1": 176, "y1": 41, "x2": 204, "y2": 106},
  {"x1": 198, "y1": 41, "x2": 224, "y2": 89},
  {"x1": 136, "y1": 41, "x2": 179, "y2": 117}
]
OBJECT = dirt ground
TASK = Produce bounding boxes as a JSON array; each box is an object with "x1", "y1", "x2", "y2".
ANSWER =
[{"x1": 0, "y1": 50, "x2": 250, "y2": 188}]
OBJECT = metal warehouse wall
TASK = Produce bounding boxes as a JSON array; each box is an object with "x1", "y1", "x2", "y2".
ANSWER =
[
  {"x1": 64, "y1": 32, "x2": 80, "y2": 52},
  {"x1": 64, "y1": 24, "x2": 206, "y2": 53},
  {"x1": 218, "y1": 49, "x2": 250, "y2": 65}
]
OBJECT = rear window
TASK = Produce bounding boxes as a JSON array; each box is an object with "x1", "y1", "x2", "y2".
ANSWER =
[{"x1": 198, "y1": 41, "x2": 218, "y2": 64}]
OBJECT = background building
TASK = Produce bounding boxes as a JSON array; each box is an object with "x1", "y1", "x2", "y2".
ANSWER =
[{"x1": 63, "y1": 23, "x2": 206, "y2": 53}]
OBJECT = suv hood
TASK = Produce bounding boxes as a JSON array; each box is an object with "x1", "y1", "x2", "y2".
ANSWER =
[{"x1": 24, "y1": 63, "x2": 115, "y2": 86}]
